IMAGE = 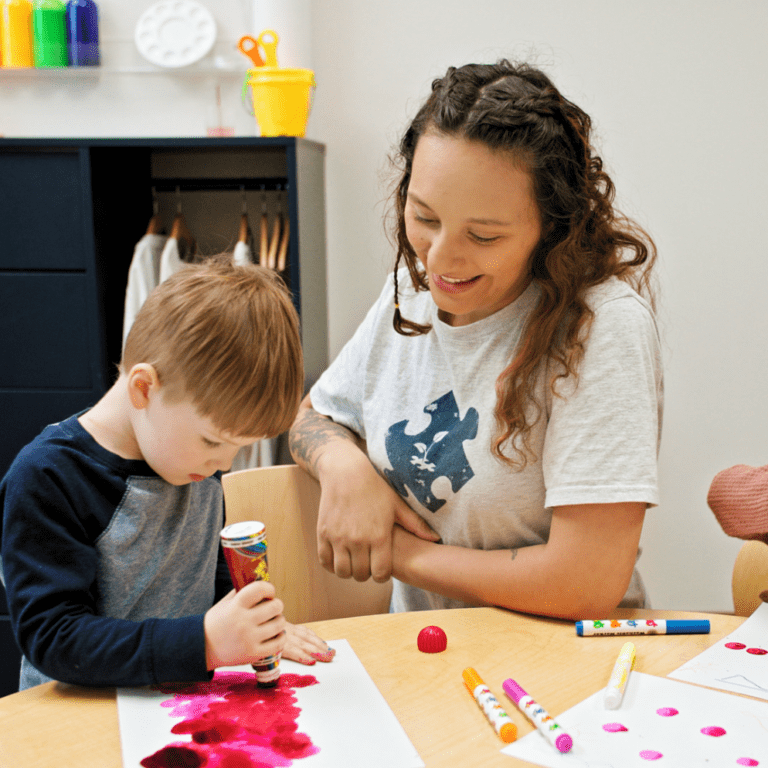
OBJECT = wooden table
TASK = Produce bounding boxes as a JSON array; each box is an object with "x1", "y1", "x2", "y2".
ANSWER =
[{"x1": 0, "y1": 608, "x2": 745, "y2": 768}]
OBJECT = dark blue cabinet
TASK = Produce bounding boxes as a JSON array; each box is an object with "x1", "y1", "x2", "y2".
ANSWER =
[{"x1": 0, "y1": 137, "x2": 327, "y2": 696}]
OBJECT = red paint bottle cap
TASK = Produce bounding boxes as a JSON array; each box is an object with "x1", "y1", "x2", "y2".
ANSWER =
[{"x1": 417, "y1": 625, "x2": 447, "y2": 653}]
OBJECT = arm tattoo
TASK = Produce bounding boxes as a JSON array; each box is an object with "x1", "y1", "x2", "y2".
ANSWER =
[{"x1": 288, "y1": 406, "x2": 358, "y2": 477}]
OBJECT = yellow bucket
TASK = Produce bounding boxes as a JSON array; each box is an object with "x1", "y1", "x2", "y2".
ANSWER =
[{"x1": 247, "y1": 67, "x2": 315, "y2": 137}]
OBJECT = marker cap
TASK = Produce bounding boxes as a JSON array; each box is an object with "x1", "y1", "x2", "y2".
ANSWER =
[
  {"x1": 462, "y1": 667, "x2": 483, "y2": 692},
  {"x1": 555, "y1": 733, "x2": 573, "y2": 753},
  {"x1": 666, "y1": 619, "x2": 710, "y2": 634},
  {"x1": 502, "y1": 678, "x2": 526, "y2": 704},
  {"x1": 604, "y1": 689, "x2": 622, "y2": 709},
  {"x1": 499, "y1": 722, "x2": 518, "y2": 743}
]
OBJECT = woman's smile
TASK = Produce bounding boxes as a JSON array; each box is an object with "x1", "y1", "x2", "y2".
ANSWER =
[{"x1": 432, "y1": 273, "x2": 482, "y2": 293}]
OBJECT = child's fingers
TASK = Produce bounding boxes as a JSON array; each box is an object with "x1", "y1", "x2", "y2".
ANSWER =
[
  {"x1": 282, "y1": 622, "x2": 336, "y2": 665},
  {"x1": 236, "y1": 580, "x2": 276, "y2": 606},
  {"x1": 252, "y1": 628, "x2": 286, "y2": 660}
]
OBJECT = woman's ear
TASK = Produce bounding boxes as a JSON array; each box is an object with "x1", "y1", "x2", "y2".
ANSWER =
[{"x1": 127, "y1": 364, "x2": 160, "y2": 410}]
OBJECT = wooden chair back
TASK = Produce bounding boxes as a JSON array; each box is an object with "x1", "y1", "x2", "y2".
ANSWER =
[
  {"x1": 221, "y1": 464, "x2": 392, "y2": 623},
  {"x1": 732, "y1": 540, "x2": 768, "y2": 617}
]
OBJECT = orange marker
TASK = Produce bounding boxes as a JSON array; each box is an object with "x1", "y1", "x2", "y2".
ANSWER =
[{"x1": 462, "y1": 667, "x2": 517, "y2": 743}]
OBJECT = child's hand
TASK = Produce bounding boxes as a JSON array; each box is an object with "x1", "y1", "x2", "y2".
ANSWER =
[
  {"x1": 281, "y1": 622, "x2": 336, "y2": 665},
  {"x1": 204, "y1": 581, "x2": 286, "y2": 671}
]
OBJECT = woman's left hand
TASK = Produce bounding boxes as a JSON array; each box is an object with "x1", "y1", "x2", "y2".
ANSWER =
[{"x1": 281, "y1": 622, "x2": 336, "y2": 665}]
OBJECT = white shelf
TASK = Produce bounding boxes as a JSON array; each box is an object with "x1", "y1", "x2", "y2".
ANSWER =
[
  {"x1": 0, "y1": 64, "x2": 245, "y2": 78},
  {"x1": 0, "y1": 40, "x2": 248, "y2": 79}
]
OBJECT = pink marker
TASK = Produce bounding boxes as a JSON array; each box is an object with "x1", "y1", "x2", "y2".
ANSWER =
[{"x1": 502, "y1": 678, "x2": 573, "y2": 753}]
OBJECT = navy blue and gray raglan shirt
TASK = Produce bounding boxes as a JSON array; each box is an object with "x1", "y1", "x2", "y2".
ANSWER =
[{"x1": 0, "y1": 413, "x2": 233, "y2": 690}]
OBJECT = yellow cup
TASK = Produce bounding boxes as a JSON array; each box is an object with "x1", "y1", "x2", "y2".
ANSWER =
[{"x1": 247, "y1": 67, "x2": 315, "y2": 137}]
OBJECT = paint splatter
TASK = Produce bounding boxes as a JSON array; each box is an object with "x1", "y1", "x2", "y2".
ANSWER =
[
  {"x1": 656, "y1": 707, "x2": 679, "y2": 717},
  {"x1": 140, "y1": 671, "x2": 320, "y2": 768},
  {"x1": 602, "y1": 722, "x2": 628, "y2": 732},
  {"x1": 726, "y1": 642, "x2": 747, "y2": 650},
  {"x1": 701, "y1": 726, "x2": 727, "y2": 737},
  {"x1": 737, "y1": 759, "x2": 759, "y2": 766},
  {"x1": 746, "y1": 647, "x2": 768, "y2": 655},
  {"x1": 640, "y1": 750, "x2": 664, "y2": 760}
]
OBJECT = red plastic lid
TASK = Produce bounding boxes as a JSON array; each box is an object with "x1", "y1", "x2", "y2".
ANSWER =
[{"x1": 417, "y1": 625, "x2": 447, "y2": 653}]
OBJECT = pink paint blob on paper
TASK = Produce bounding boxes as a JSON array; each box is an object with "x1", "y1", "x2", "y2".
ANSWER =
[
  {"x1": 140, "y1": 671, "x2": 320, "y2": 768},
  {"x1": 602, "y1": 723, "x2": 629, "y2": 732},
  {"x1": 746, "y1": 647, "x2": 768, "y2": 655},
  {"x1": 656, "y1": 707, "x2": 679, "y2": 717},
  {"x1": 726, "y1": 642, "x2": 747, "y2": 650},
  {"x1": 640, "y1": 750, "x2": 664, "y2": 761},
  {"x1": 737, "y1": 759, "x2": 759, "y2": 766},
  {"x1": 701, "y1": 726, "x2": 727, "y2": 737}
]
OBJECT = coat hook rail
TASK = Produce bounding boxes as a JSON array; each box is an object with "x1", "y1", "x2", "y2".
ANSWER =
[{"x1": 151, "y1": 177, "x2": 289, "y2": 193}]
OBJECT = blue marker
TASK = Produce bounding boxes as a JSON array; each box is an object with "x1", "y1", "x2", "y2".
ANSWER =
[{"x1": 575, "y1": 619, "x2": 710, "y2": 637}]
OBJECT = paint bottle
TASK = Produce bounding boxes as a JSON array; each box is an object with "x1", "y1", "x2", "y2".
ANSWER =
[
  {"x1": 32, "y1": 0, "x2": 67, "y2": 68},
  {"x1": 1, "y1": 0, "x2": 34, "y2": 67},
  {"x1": 65, "y1": 0, "x2": 97, "y2": 66},
  {"x1": 220, "y1": 521, "x2": 282, "y2": 688}
]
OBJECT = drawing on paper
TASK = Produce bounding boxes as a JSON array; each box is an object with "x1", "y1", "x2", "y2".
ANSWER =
[{"x1": 140, "y1": 671, "x2": 320, "y2": 768}]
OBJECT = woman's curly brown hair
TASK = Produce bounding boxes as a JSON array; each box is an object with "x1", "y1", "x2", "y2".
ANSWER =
[{"x1": 390, "y1": 60, "x2": 657, "y2": 468}]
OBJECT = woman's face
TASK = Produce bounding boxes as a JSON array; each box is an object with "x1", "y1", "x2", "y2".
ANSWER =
[{"x1": 405, "y1": 132, "x2": 542, "y2": 327}]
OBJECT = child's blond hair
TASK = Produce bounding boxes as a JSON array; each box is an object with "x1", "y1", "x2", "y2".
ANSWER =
[{"x1": 122, "y1": 258, "x2": 303, "y2": 438}]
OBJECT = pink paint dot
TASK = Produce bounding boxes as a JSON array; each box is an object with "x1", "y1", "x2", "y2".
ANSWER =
[
  {"x1": 640, "y1": 750, "x2": 664, "y2": 761},
  {"x1": 737, "y1": 759, "x2": 759, "y2": 766},
  {"x1": 656, "y1": 707, "x2": 679, "y2": 717},
  {"x1": 746, "y1": 647, "x2": 768, "y2": 655},
  {"x1": 701, "y1": 726, "x2": 727, "y2": 737},
  {"x1": 602, "y1": 722, "x2": 629, "y2": 732},
  {"x1": 726, "y1": 642, "x2": 747, "y2": 650}
]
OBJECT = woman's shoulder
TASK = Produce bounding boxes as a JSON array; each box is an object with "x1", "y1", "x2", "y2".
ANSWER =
[{"x1": 583, "y1": 277, "x2": 656, "y2": 323}]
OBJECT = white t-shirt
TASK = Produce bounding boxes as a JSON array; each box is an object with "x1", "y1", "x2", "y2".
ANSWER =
[
  {"x1": 310, "y1": 270, "x2": 663, "y2": 611},
  {"x1": 123, "y1": 233, "x2": 167, "y2": 345}
]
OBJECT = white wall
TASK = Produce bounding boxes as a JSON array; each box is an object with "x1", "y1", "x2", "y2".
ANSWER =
[{"x1": 2, "y1": 0, "x2": 767, "y2": 612}]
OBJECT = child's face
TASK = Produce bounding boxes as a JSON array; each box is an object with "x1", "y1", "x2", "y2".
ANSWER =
[
  {"x1": 136, "y1": 390, "x2": 260, "y2": 486},
  {"x1": 404, "y1": 131, "x2": 543, "y2": 327}
]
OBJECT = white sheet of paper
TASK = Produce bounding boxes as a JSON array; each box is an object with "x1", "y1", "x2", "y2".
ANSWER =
[
  {"x1": 502, "y1": 671, "x2": 768, "y2": 768},
  {"x1": 668, "y1": 602, "x2": 768, "y2": 701},
  {"x1": 116, "y1": 639, "x2": 424, "y2": 768}
]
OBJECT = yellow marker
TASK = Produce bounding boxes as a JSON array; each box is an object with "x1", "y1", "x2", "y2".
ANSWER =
[
  {"x1": 462, "y1": 667, "x2": 517, "y2": 743},
  {"x1": 604, "y1": 641, "x2": 636, "y2": 709}
]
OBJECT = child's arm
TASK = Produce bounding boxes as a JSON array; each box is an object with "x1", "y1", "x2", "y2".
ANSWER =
[{"x1": 1, "y1": 460, "x2": 279, "y2": 688}]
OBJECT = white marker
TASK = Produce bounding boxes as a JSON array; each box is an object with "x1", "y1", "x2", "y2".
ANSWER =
[{"x1": 604, "y1": 641, "x2": 635, "y2": 709}]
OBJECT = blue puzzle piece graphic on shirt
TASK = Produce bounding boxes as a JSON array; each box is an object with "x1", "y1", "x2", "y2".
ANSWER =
[{"x1": 384, "y1": 391, "x2": 478, "y2": 512}]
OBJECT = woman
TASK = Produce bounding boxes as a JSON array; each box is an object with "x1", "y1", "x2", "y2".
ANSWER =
[{"x1": 290, "y1": 60, "x2": 662, "y2": 619}]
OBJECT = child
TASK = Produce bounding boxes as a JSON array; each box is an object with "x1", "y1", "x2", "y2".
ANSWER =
[{"x1": 0, "y1": 258, "x2": 334, "y2": 690}]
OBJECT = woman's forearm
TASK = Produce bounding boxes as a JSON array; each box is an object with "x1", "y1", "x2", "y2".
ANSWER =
[
  {"x1": 288, "y1": 397, "x2": 362, "y2": 478},
  {"x1": 391, "y1": 534, "x2": 621, "y2": 619},
  {"x1": 392, "y1": 502, "x2": 645, "y2": 619}
]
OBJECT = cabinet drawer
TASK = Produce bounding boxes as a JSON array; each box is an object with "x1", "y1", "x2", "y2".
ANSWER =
[
  {"x1": 0, "y1": 152, "x2": 88, "y2": 270},
  {"x1": 0, "y1": 274, "x2": 95, "y2": 388},
  {"x1": 0, "y1": 391, "x2": 98, "y2": 478}
]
